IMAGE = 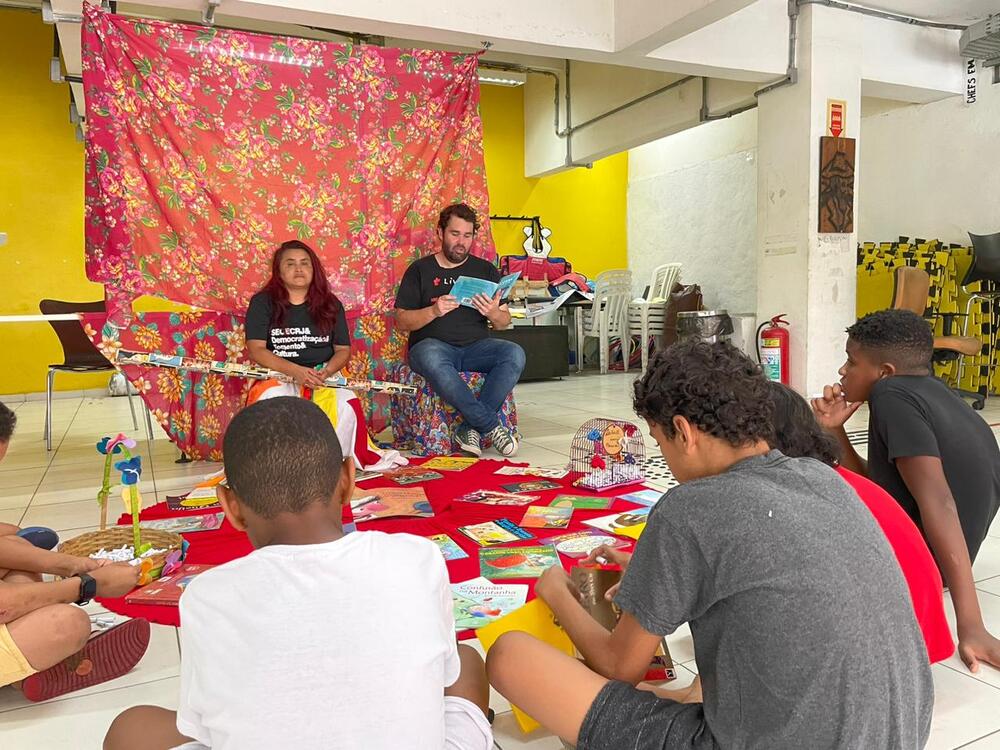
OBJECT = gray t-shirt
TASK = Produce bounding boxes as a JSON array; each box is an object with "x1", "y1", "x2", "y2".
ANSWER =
[{"x1": 616, "y1": 450, "x2": 933, "y2": 749}]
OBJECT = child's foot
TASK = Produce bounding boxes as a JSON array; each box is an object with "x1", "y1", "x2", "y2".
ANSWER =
[
  {"x1": 454, "y1": 425, "x2": 482, "y2": 457},
  {"x1": 21, "y1": 618, "x2": 150, "y2": 702},
  {"x1": 484, "y1": 425, "x2": 519, "y2": 458}
]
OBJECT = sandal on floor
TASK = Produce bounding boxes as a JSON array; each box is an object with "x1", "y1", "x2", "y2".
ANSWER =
[{"x1": 21, "y1": 618, "x2": 151, "y2": 702}]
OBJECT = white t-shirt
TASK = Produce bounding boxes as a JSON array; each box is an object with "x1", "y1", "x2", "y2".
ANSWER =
[{"x1": 175, "y1": 531, "x2": 461, "y2": 749}]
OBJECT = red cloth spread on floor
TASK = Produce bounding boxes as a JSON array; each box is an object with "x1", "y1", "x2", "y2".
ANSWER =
[
  {"x1": 97, "y1": 458, "x2": 645, "y2": 634},
  {"x1": 836, "y1": 466, "x2": 954, "y2": 663}
]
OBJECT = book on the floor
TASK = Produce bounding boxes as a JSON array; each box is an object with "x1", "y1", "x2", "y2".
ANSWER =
[
  {"x1": 475, "y1": 599, "x2": 575, "y2": 733},
  {"x1": 165, "y1": 486, "x2": 221, "y2": 512},
  {"x1": 450, "y1": 271, "x2": 521, "y2": 308},
  {"x1": 538, "y1": 530, "x2": 631, "y2": 558},
  {"x1": 421, "y1": 456, "x2": 479, "y2": 471},
  {"x1": 519, "y1": 504, "x2": 573, "y2": 529},
  {"x1": 452, "y1": 489, "x2": 538, "y2": 506},
  {"x1": 479, "y1": 544, "x2": 560, "y2": 580},
  {"x1": 124, "y1": 564, "x2": 215, "y2": 606},
  {"x1": 426, "y1": 533, "x2": 469, "y2": 561},
  {"x1": 494, "y1": 465, "x2": 569, "y2": 479},
  {"x1": 548, "y1": 494, "x2": 612, "y2": 510},
  {"x1": 385, "y1": 467, "x2": 444, "y2": 485},
  {"x1": 349, "y1": 487, "x2": 433, "y2": 522},
  {"x1": 127, "y1": 512, "x2": 224, "y2": 534},
  {"x1": 583, "y1": 507, "x2": 651, "y2": 536},
  {"x1": 451, "y1": 577, "x2": 528, "y2": 630},
  {"x1": 616, "y1": 488, "x2": 664, "y2": 507},
  {"x1": 457, "y1": 519, "x2": 534, "y2": 547},
  {"x1": 500, "y1": 479, "x2": 562, "y2": 493},
  {"x1": 355, "y1": 469, "x2": 382, "y2": 483}
]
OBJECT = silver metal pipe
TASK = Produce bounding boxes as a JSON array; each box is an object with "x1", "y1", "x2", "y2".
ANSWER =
[{"x1": 796, "y1": 0, "x2": 967, "y2": 30}]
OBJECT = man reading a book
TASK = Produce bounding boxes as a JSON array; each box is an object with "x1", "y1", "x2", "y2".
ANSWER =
[
  {"x1": 395, "y1": 203, "x2": 524, "y2": 458},
  {"x1": 486, "y1": 341, "x2": 933, "y2": 750},
  {"x1": 104, "y1": 396, "x2": 494, "y2": 750}
]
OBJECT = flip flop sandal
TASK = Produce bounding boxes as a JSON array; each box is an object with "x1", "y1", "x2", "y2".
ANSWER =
[{"x1": 21, "y1": 618, "x2": 151, "y2": 702}]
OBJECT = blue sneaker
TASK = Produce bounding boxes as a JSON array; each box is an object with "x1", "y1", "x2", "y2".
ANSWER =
[{"x1": 16, "y1": 526, "x2": 60, "y2": 550}]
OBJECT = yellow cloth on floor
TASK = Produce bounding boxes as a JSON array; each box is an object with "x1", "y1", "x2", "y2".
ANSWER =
[{"x1": 0, "y1": 623, "x2": 37, "y2": 687}]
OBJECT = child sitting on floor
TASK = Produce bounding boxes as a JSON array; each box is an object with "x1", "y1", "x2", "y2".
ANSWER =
[
  {"x1": 487, "y1": 341, "x2": 932, "y2": 750},
  {"x1": 813, "y1": 309, "x2": 1000, "y2": 673},
  {"x1": 103, "y1": 396, "x2": 493, "y2": 750},
  {"x1": 0, "y1": 398, "x2": 147, "y2": 703},
  {"x1": 766, "y1": 380, "x2": 953, "y2": 663}
]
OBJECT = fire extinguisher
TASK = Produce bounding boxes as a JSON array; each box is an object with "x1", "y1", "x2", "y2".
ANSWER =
[{"x1": 756, "y1": 315, "x2": 790, "y2": 385}]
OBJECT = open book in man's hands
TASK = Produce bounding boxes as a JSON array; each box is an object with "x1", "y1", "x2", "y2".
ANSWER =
[{"x1": 450, "y1": 271, "x2": 521, "y2": 308}]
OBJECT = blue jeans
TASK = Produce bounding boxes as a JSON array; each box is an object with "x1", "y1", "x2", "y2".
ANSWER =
[{"x1": 408, "y1": 337, "x2": 526, "y2": 434}]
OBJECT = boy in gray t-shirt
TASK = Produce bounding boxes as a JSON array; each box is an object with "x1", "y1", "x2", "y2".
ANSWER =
[{"x1": 486, "y1": 341, "x2": 933, "y2": 750}]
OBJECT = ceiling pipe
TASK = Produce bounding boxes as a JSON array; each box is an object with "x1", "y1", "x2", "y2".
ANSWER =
[{"x1": 796, "y1": 0, "x2": 967, "y2": 30}]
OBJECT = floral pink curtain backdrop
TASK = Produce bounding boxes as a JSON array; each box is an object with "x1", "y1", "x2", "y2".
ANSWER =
[{"x1": 82, "y1": 4, "x2": 493, "y2": 325}]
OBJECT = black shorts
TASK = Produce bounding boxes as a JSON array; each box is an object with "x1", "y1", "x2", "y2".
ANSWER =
[{"x1": 577, "y1": 681, "x2": 717, "y2": 750}]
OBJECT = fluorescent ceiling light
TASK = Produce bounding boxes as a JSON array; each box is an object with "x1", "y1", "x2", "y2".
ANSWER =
[{"x1": 477, "y1": 69, "x2": 526, "y2": 87}]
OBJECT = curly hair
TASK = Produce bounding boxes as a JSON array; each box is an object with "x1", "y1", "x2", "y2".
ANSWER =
[
  {"x1": 633, "y1": 340, "x2": 774, "y2": 447},
  {"x1": 846, "y1": 309, "x2": 933, "y2": 373},
  {"x1": 0, "y1": 401, "x2": 15, "y2": 444},
  {"x1": 437, "y1": 203, "x2": 479, "y2": 233},
  {"x1": 765, "y1": 381, "x2": 840, "y2": 466},
  {"x1": 222, "y1": 397, "x2": 343, "y2": 519}
]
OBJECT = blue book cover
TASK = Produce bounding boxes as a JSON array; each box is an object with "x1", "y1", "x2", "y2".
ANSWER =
[{"x1": 451, "y1": 271, "x2": 521, "y2": 307}]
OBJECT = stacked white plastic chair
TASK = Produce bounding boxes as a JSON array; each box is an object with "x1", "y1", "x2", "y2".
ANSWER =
[
  {"x1": 628, "y1": 263, "x2": 682, "y2": 372},
  {"x1": 582, "y1": 269, "x2": 633, "y2": 374}
]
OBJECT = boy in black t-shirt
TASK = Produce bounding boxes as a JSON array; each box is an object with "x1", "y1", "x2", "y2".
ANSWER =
[
  {"x1": 395, "y1": 204, "x2": 524, "y2": 457},
  {"x1": 814, "y1": 309, "x2": 1000, "y2": 674}
]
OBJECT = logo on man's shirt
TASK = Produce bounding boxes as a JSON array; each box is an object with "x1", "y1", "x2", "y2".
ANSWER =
[{"x1": 433, "y1": 277, "x2": 441, "y2": 287}]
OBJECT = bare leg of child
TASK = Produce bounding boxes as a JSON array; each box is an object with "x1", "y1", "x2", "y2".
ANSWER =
[
  {"x1": 104, "y1": 706, "x2": 193, "y2": 750},
  {"x1": 486, "y1": 631, "x2": 608, "y2": 746},
  {"x1": 445, "y1": 643, "x2": 490, "y2": 716},
  {"x1": 5, "y1": 604, "x2": 91, "y2": 678}
]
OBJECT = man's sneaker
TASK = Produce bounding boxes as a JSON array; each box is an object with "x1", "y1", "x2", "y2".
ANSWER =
[
  {"x1": 485, "y1": 425, "x2": 519, "y2": 458},
  {"x1": 454, "y1": 424, "x2": 482, "y2": 457}
]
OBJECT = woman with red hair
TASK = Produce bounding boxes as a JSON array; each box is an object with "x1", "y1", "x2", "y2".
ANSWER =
[{"x1": 244, "y1": 241, "x2": 404, "y2": 471}]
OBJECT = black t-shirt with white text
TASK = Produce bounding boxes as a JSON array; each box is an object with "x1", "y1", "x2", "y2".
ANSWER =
[
  {"x1": 245, "y1": 292, "x2": 350, "y2": 369},
  {"x1": 868, "y1": 375, "x2": 1000, "y2": 562},
  {"x1": 394, "y1": 254, "x2": 500, "y2": 348}
]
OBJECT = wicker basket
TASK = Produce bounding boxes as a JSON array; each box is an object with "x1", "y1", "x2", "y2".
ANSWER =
[{"x1": 58, "y1": 528, "x2": 184, "y2": 581}]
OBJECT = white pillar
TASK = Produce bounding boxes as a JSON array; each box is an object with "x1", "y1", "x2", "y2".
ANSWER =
[{"x1": 755, "y1": 4, "x2": 861, "y2": 395}]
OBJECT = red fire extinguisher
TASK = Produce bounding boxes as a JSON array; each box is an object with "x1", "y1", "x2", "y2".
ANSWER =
[{"x1": 757, "y1": 315, "x2": 790, "y2": 385}]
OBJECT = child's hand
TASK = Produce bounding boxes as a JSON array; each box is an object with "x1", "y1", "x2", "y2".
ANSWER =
[
  {"x1": 810, "y1": 384, "x2": 861, "y2": 431},
  {"x1": 957, "y1": 626, "x2": 1000, "y2": 674},
  {"x1": 535, "y1": 565, "x2": 580, "y2": 605},
  {"x1": 583, "y1": 545, "x2": 632, "y2": 569}
]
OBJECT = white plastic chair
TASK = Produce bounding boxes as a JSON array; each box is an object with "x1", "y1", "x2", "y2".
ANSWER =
[
  {"x1": 582, "y1": 270, "x2": 633, "y2": 374},
  {"x1": 628, "y1": 263, "x2": 681, "y2": 372}
]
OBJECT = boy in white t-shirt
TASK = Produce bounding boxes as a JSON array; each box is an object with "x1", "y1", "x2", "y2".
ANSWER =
[{"x1": 103, "y1": 396, "x2": 493, "y2": 750}]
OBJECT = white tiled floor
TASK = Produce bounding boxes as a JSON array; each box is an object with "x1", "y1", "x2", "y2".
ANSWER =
[{"x1": 2, "y1": 375, "x2": 1000, "y2": 748}]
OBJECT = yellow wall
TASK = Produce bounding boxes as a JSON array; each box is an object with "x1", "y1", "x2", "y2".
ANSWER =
[
  {"x1": 480, "y1": 85, "x2": 628, "y2": 279},
  {"x1": 0, "y1": 16, "x2": 627, "y2": 396},
  {"x1": 0, "y1": 9, "x2": 108, "y2": 396}
]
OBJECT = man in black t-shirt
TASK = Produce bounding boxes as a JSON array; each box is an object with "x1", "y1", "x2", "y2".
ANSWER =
[
  {"x1": 395, "y1": 204, "x2": 524, "y2": 457},
  {"x1": 814, "y1": 309, "x2": 1000, "y2": 674}
]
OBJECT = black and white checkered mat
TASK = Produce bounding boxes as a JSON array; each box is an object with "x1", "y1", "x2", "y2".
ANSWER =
[{"x1": 642, "y1": 429, "x2": 869, "y2": 488}]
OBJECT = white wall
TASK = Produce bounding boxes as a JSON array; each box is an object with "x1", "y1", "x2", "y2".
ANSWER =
[
  {"x1": 627, "y1": 108, "x2": 758, "y2": 312},
  {"x1": 859, "y1": 69, "x2": 1000, "y2": 244}
]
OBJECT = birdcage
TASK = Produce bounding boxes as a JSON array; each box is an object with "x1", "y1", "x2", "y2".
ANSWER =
[{"x1": 568, "y1": 418, "x2": 646, "y2": 490}]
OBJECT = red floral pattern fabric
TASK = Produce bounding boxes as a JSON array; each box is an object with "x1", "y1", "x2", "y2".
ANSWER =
[{"x1": 82, "y1": 4, "x2": 494, "y2": 343}]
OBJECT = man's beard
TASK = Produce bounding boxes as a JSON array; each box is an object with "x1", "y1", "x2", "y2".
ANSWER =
[{"x1": 442, "y1": 243, "x2": 469, "y2": 263}]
